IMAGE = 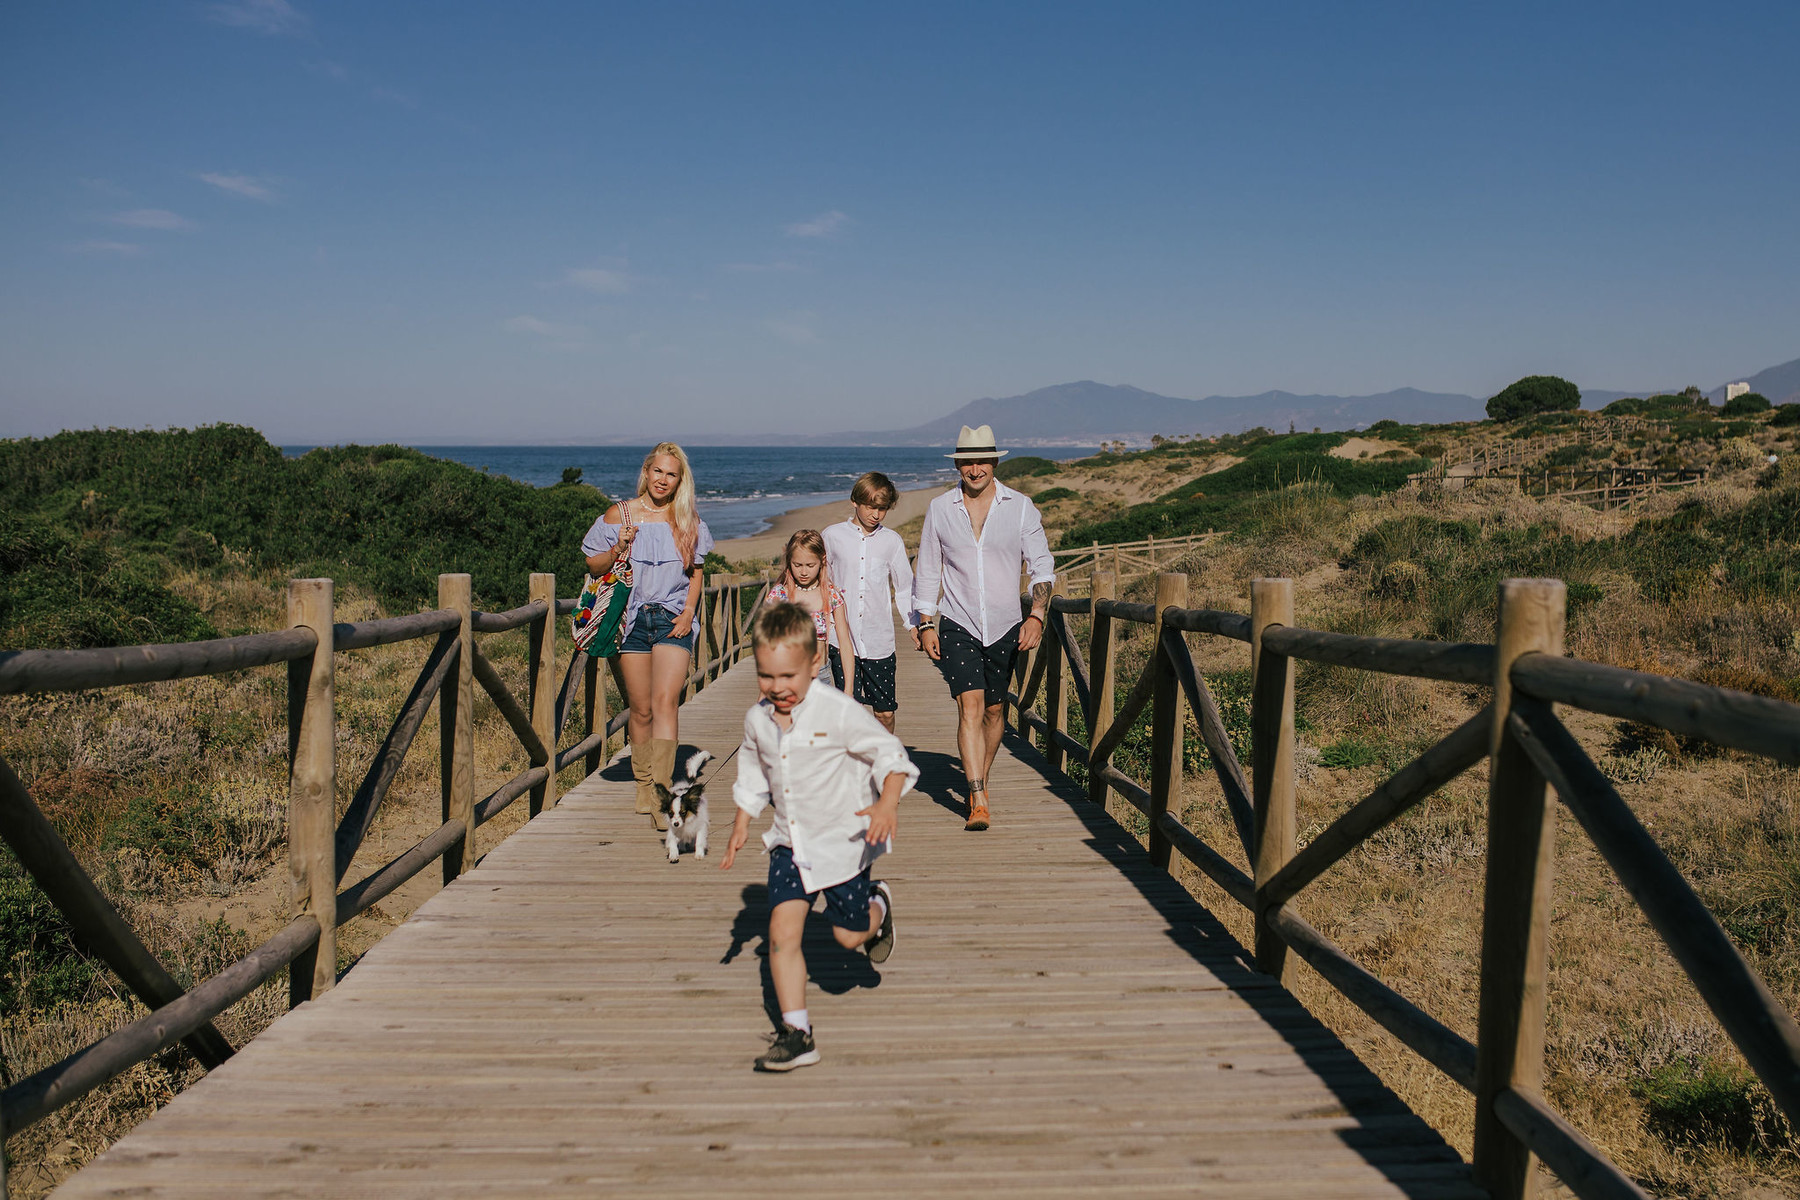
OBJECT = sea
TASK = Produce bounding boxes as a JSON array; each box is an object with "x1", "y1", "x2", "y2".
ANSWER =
[{"x1": 281, "y1": 445, "x2": 1099, "y2": 540}]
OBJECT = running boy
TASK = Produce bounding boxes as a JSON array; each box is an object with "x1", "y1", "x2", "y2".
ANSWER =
[
  {"x1": 720, "y1": 602, "x2": 916, "y2": 1072},
  {"x1": 821, "y1": 471, "x2": 915, "y2": 733}
]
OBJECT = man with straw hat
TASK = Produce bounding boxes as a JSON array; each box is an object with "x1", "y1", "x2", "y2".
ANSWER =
[{"x1": 911, "y1": 424, "x2": 1056, "y2": 831}]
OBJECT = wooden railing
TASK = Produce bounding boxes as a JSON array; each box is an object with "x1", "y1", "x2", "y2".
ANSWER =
[
  {"x1": 0, "y1": 570, "x2": 766, "y2": 1152},
  {"x1": 1051, "y1": 531, "x2": 1218, "y2": 593},
  {"x1": 1006, "y1": 570, "x2": 1800, "y2": 1200}
]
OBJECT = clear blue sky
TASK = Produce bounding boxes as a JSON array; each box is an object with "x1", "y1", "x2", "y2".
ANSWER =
[{"x1": 2, "y1": 2, "x2": 1796, "y2": 442}]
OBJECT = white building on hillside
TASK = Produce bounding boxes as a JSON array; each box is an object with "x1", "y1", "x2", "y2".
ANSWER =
[{"x1": 1725, "y1": 381, "x2": 1751, "y2": 403}]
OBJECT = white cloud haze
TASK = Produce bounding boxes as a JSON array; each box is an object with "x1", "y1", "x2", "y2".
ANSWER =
[
  {"x1": 109, "y1": 209, "x2": 195, "y2": 231},
  {"x1": 784, "y1": 210, "x2": 848, "y2": 238},
  {"x1": 198, "y1": 173, "x2": 277, "y2": 201},
  {"x1": 563, "y1": 266, "x2": 630, "y2": 294},
  {"x1": 207, "y1": 0, "x2": 308, "y2": 37}
]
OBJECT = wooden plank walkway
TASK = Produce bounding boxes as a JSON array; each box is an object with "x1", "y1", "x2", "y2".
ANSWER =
[{"x1": 60, "y1": 638, "x2": 1478, "y2": 1198}]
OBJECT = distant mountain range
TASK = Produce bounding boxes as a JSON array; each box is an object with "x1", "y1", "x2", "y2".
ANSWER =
[{"x1": 702, "y1": 356, "x2": 1799, "y2": 447}]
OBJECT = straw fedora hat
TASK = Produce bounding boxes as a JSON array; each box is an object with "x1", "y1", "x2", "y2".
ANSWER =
[{"x1": 945, "y1": 424, "x2": 1009, "y2": 460}]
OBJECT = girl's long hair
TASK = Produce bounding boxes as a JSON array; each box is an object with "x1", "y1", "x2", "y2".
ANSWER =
[
  {"x1": 638, "y1": 442, "x2": 700, "y2": 568},
  {"x1": 779, "y1": 529, "x2": 837, "y2": 611}
]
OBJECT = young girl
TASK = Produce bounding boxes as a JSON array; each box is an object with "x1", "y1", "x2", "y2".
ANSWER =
[
  {"x1": 765, "y1": 530, "x2": 855, "y2": 695},
  {"x1": 581, "y1": 442, "x2": 714, "y2": 828}
]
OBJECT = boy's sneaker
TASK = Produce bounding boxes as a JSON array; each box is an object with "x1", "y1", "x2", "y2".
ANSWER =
[
  {"x1": 754, "y1": 1024, "x2": 820, "y2": 1072},
  {"x1": 866, "y1": 880, "x2": 896, "y2": 964}
]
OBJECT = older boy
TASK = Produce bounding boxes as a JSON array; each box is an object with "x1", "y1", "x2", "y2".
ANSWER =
[
  {"x1": 822, "y1": 470, "x2": 916, "y2": 733},
  {"x1": 720, "y1": 602, "x2": 917, "y2": 1072}
]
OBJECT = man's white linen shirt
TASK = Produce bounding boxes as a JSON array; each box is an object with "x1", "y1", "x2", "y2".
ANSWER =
[
  {"x1": 821, "y1": 518, "x2": 915, "y2": 659},
  {"x1": 732, "y1": 683, "x2": 919, "y2": 893},
  {"x1": 911, "y1": 481, "x2": 1056, "y2": 646}
]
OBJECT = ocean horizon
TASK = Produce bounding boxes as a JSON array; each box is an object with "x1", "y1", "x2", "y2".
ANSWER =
[{"x1": 282, "y1": 444, "x2": 1098, "y2": 540}]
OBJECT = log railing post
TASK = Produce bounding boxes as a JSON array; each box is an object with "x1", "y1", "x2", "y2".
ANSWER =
[
  {"x1": 1044, "y1": 578, "x2": 1069, "y2": 773},
  {"x1": 1086, "y1": 570, "x2": 1118, "y2": 813},
  {"x1": 528, "y1": 572, "x2": 557, "y2": 815},
  {"x1": 440, "y1": 574, "x2": 475, "y2": 885},
  {"x1": 1473, "y1": 578, "x2": 1566, "y2": 1200},
  {"x1": 583, "y1": 652, "x2": 603, "y2": 777},
  {"x1": 1250, "y1": 577, "x2": 1296, "y2": 985},
  {"x1": 1147, "y1": 572, "x2": 1188, "y2": 869},
  {"x1": 286, "y1": 578, "x2": 336, "y2": 1007}
]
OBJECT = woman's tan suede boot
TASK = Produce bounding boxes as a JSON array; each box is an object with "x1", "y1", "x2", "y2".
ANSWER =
[
  {"x1": 648, "y1": 738, "x2": 678, "y2": 831},
  {"x1": 631, "y1": 741, "x2": 659, "y2": 816}
]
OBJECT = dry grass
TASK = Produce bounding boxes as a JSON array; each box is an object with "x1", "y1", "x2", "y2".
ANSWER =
[{"x1": 1, "y1": 568, "x2": 621, "y2": 1195}]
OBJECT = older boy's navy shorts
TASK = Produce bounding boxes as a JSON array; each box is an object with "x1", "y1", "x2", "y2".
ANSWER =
[
  {"x1": 936, "y1": 617, "x2": 1019, "y2": 707},
  {"x1": 828, "y1": 647, "x2": 898, "y2": 712},
  {"x1": 619, "y1": 604, "x2": 696, "y2": 654},
  {"x1": 767, "y1": 845, "x2": 874, "y2": 932}
]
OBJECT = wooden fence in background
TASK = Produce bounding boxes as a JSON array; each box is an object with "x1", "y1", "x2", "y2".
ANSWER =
[
  {"x1": 1007, "y1": 569, "x2": 1800, "y2": 1200},
  {"x1": 0, "y1": 570, "x2": 767, "y2": 1169}
]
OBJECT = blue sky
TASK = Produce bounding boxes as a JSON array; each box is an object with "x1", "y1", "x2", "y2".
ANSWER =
[{"x1": 2, "y1": 1, "x2": 1796, "y2": 442}]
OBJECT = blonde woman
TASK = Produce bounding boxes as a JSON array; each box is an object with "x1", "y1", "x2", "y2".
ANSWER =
[{"x1": 581, "y1": 443, "x2": 715, "y2": 828}]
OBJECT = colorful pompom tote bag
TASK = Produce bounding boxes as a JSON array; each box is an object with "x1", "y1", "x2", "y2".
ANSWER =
[{"x1": 571, "y1": 503, "x2": 633, "y2": 658}]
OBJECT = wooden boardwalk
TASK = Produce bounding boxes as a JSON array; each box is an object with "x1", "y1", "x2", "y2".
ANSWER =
[{"x1": 60, "y1": 640, "x2": 1478, "y2": 1198}]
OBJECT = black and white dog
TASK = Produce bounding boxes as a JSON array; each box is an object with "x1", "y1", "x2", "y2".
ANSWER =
[{"x1": 656, "y1": 749, "x2": 713, "y2": 863}]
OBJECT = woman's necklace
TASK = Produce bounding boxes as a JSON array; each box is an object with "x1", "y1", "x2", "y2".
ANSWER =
[{"x1": 638, "y1": 496, "x2": 669, "y2": 516}]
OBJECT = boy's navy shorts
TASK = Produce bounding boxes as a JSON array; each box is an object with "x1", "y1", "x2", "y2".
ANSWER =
[
  {"x1": 936, "y1": 617, "x2": 1020, "y2": 707},
  {"x1": 828, "y1": 647, "x2": 898, "y2": 712},
  {"x1": 767, "y1": 845, "x2": 874, "y2": 932}
]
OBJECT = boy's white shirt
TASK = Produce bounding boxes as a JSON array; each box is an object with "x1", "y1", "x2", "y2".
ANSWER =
[
  {"x1": 821, "y1": 518, "x2": 915, "y2": 658},
  {"x1": 733, "y1": 682, "x2": 919, "y2": 893},
  {"x1": 912, "y1": 481, "x2": 1056, "y2": 645}
]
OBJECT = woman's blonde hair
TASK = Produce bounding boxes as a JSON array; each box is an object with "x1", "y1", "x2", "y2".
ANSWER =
[
  {"x1": 638, "y1": 442, "x2": 700, "y2": 568},
  {"x1": 779, "y1": 529, "x2": 836, "y2": 610}
]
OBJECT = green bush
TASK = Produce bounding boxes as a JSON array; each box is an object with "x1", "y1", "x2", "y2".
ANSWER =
[
  {"x1": 1634, "y1": 1057, "x2": 1792, "y2": 1154},
  {"x1": 1770, "y1": 404, "x2": 1800, "y2": 428},
  {"x1": 1033, "y1": 487, "x2": 1078, "y2": 503},
  {"x1": 996, "y1": 456, "x2": 1058, "y2": 481},
  {"x1": 1722, "y1": 392, "x2": 1771, "y2": 416},
  {"x1": 0, "y1": 426, "x2": 612, "y2": 648},
  {"x1": 1487, "y1": 375, "x2": 1580, "y2": 422},
  {"x1": 0, "y1": 852, "x2": 99, "y2": 1014},
  {"x1": 1319, "y1": 738, "x2": 1381, "y2": 769}
]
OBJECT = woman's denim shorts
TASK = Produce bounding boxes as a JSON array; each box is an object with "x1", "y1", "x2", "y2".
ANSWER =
[{"x1": 619, "y1": 604, "x2": 696, "y2": 654}]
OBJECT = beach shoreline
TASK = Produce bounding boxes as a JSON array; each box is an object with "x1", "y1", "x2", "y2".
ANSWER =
[{"x1": 712, "y1": 483, "x2": 944, "y2": 565}]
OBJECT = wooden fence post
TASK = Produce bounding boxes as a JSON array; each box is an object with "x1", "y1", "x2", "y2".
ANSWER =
[
  {"x1": 286, "y1": 578, "x2": 336, "y2": 1007},
  {"x1": 1473, "y1": 578, "x2": 1566, "y2": 1200},
  {"x1": 583, "y1": 652, "x2": 603, "y2": 776},
  {"x1": 1044, "y1": 577, "x2": 1069, "y2": 773},
  {"x1": 440, "y1": 574, "x2": 475, "y2": 885},
  {"x1": 1147, "y1": 572, "x2": 1188, "y2": 869},
  {"x1": 1087, "y1": 570, "x2": 1117, "y2": 813},
  {"x1": 1250, "y1": 577, "x2": 1296, "y2": 985},
  {"x1": 528, "y1": 572, "x2": 557, "y2": 816}
]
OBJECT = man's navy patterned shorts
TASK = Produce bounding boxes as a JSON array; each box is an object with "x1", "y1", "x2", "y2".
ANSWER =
[{"x1": 936, "y1": 616, "x2": 1020, "y2": 707}]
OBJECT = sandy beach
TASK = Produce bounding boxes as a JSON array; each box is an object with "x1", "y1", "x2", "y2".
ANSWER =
[{"x1": 712, "y1": 483, "x2": 944, "y2": 566}]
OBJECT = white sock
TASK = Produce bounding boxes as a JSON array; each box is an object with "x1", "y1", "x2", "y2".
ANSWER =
[
  {"x1": 782, "y1": 1008, "x2": 810, "y2": 1033},
  {"x1": 870, "y1": 892, "x2": 888, "y2": 925}
]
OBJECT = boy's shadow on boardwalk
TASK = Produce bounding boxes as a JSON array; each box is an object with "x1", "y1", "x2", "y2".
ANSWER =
[
  {"x1": 722, "y1": 883, "x2": 881, "y2": 1031},
  {"x1": 905, "y1": 747, "x2": 969, "y2": 818}
]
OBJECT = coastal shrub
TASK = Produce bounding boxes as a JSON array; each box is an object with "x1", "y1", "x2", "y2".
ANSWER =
[
  {"x1": 1319, "y1": 738, "x2": 1381, "y2": 769},
  {"x1": 0, "y1": 852, "x2": 100, "y2": 1014},
  {"x1": 1057, "y1": 432, "x2": 1424, "y2": 548},
  {"x1": 996, "y1": 456, "x2": 1058, "y2": 481},
  {"x1": 0, "y1": 426, "x2": 611, "y2": 647},
  {"x1": 1771, "y1": 404, "x2": 1800, "y2": 428},
  {"x1": 1487, "y1": 375, "x2": 1580, "y2": 422},
  {"x1": 1634, "y1": 1058, "x2": 1792, "y2": 1154},
  {"x1": 1033, "y1": 487, "x2": 1078, "y2": 503},
  {"x1": 1722, "y1": 392, "x2": 1771, "y2": 416}
]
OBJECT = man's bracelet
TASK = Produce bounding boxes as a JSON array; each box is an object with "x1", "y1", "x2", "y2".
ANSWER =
[{"x1": 1025, "y1": 613, "x2": 1044, "y2": 624}]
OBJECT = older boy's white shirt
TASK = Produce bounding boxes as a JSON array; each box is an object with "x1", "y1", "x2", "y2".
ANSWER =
[
  {"x1": 821, "y1": 519, "x2": 915, "y2": 658},
  {"x1": 733, "y1": 682, "x2": 919, "y2": 893},
  {"x1": 911, "y1": 481, "x2": 1055, "y2": 645}
]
